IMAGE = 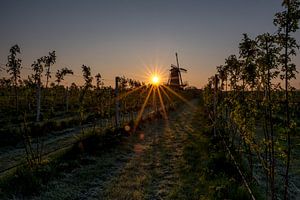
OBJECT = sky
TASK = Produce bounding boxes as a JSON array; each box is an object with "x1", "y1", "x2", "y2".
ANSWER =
[{"x1": 0, "y1": 0, "x2": 299, "y2": 88}]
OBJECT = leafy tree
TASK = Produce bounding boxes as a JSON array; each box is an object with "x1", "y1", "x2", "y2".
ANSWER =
[
  {"x1": 82, "y1": 65, "x2": 93, "y2": 89},
  {"x1": 44, "y1": 51, "x2": 56, "y2": 89},
  {"x1": 79, "y1": 65, "x2": 93, "y2": 134},
  {"x1": 95, "y1": 73, "x2": 103, "y2": 89},
  {"x1": 31, "y1": 58, "x2": 43, "y2": 122},
  {"x1": 55, "y1": 67, "x2": 73, "y2": 86},
  {"x1": 6, "y1": 44, "x2": 22, "y2": 113},
  {"x1": 23, "y1": 75, "x2": 36, "y2": 111},
  {"x1": 256, "y1": 33, "x2": 281, "y2": 199},
  {"x1": 225, "y1": 55, "x2": 241, "y2": 91},
  {"x1": 239, "y1": 34, "x2": 257, "y2": 90},
  {"x1": 54, "y1": 67, "x2": 73, "y2": 113},
  {"x1": 274, "y1": 1, "x2": 300, "y2": 198},
  {"x1": 79, "y1": 65, "x2": 93, "y2": 103},
  {"x1": 202, "y1": 2, "x2": 299, "y2": 199},
  {"x1": 217, "y1": 65, "x2": 228, "y2": 91}
]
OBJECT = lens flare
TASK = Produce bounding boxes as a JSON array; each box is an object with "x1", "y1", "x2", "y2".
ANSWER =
[{"x1": 151, "y1": 75, "x2": 160, "y2": 85}]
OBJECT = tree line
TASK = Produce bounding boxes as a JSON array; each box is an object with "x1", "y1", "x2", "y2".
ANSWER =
[{"x1": 203, "y1": 1, "x2": 300, "y2": 199}]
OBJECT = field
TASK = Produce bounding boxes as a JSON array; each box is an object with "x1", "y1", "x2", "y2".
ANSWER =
[
  {"x1": 0, "y1": 73, "x2": 300, "y2": 199},
  {"x1": 1, "y1": 1, "x2": 300, "y2": 199},
  {"x1": 0, "y1": 93, "x2": 260, "y2": 200}
]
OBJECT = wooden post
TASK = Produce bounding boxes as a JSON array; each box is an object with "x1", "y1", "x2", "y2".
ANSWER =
[{"x1": 115, "y1": 76, "x2": 120, "y2": 128}]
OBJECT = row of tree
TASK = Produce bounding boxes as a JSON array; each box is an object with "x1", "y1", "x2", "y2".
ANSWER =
[
  {"x1": 1, "y1": 46, "x2": 110, "y2": 122},
  {"x1": 1, "y1": 45, "x2": 157, "y2": 167},
  {"x1": 203, "y1": 1, "x2": 299, "y2": 199}
]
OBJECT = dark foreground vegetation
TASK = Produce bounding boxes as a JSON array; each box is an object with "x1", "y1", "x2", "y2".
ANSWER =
[
  {"x1": 0, "y1": 96, "x2": 261, "y2": 199},
  {"x1": 204, "y1": 1, "x2": 300, "y2": 199},
  {"x1": 0, "y1": 0, "x2": 299, "y2": 199},
  {"x1": 167, "y1": 99, "x2": 262, "y2": 199}
]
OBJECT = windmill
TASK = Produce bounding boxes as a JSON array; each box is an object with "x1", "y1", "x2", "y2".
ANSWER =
[{"x1": 167, "y1": 52, "x2": 187, "y2": 89}]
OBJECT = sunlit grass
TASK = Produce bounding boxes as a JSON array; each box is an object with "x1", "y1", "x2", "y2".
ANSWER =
[
  {"x1": 157, "y1": 87, "x2": 168, "y2": 119},
  {"x1": 134, "y1": 85, "x2": 154, "y2": 130},
  {"x1": 159, "y1": 86, "x2": 172, "y2": 103},
  {"x1": 161, "y1": 85, "x2": 197, "y2": 109}
]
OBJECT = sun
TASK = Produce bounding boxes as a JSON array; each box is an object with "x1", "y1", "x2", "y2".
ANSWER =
[{"x1": 151, "y1": 75, "x2": 160, "y2": 85}]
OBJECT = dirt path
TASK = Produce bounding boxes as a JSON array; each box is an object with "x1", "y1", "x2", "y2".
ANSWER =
[{"x1": 30, "y1": 100, "x2": 198, "y2": 200}]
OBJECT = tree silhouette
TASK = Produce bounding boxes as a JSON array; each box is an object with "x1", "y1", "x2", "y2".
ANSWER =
[
  {"x1": 79, "y1": 65, "x2": 93, "y2": 104},
  {"x1": 82, "y1": 65, "x2": 93, "y2": 88},
  {"x1": 95, "y1": 73, "x2": 103, "y2": 89},
  {"x1": 217, "y1": 65, "x2": 227, "y2": 91},
  {"x1": 239, "y1": 33, "x2": 257, "y2": 90},
  {"x1": 44, "y1": 51, "x2": 56, "y2": 89},
  {"x1": 256, "y1": 33, "x2": 281, "y2": 199},
  {"x1": 31, "y1": 58, "x2": 43, "y2": 122},
  {"x1": 55, "y1": 67, "x2": 73, "y2": 86},
  {"x1": 274, "y1": 1, "x2": 300, "y2": 198},
  {"x1": 6, "y1": 44, "x2": 22, "y2": 113},
  {"x1": 225, "y1": 55, "x2": 241, "y2": 91}
]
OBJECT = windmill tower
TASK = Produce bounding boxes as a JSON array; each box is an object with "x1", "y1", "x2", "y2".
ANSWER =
[{"x1": 167, "y1": 52, "x2": 187, "y2": 89}]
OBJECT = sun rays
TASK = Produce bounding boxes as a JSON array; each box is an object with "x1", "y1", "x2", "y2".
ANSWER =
[
  {"x1": 134, "y1": 85, "x2": 154, "y2": 130},
  {"x1": 114, "y1": 67, "x2": 195, "y2": 131}
]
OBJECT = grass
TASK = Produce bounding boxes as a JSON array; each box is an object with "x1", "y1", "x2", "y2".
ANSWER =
[
  {"x1": 167, "y1": 101, "x2": 262, "y2": 200},
  {"x1": 0, "y1": 96, "x2": 264, "y2": 199},
  {"x1": 102, "y1": 98, "x2": 259, "y2": 199},
  {"x1": 0, "y1": 124, "x2": 132, "y2": 199},
  {"x1": 101, "y1": 104, "x2": 190, "y2": 200}
]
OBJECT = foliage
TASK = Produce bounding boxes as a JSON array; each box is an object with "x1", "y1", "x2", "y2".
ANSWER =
[
  {"x1": 55, "y1": 67, "x2": 73, "y2": 86},
  {"x1": 202, "y1": 1, "x2": 300, "y2": 199}
]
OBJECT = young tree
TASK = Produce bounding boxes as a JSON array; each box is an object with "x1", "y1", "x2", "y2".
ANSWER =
[
  {"x1": 225, "y1": 55, "x2": 242, "y2": 91},
  {"x1": 44, "y1": 51, "x2": 56, "y2": 89},
  {"x1": 31, "y1": 58, "x2": 43, "y2": 122},
  {"x1": 95, "y1": 73, "x2": 103, "y2": 89},
  {"x1": 217, "y1": 65, "x2": 228, "y2": 92},
  {"x1": 23, "y1": 75, "x2": 36, "y2": 111},
  {"x1": 80, "y1": 65, "x2": 93, "y2": 102},
  {"x1": 256, "y1": 33, "x2": 281, "y2": 199},
  {"x1": 55, "y1": 67, "x2": 73, "y2": 86},
  {"x1": 54, "y1": 67, "x2": 73, "y2": 113},
  {"x1": 78, "y1": 65, "x2": 93, "y2": 135},
  {"x1": 274, "y1": 1, "x2": 300, "y2": 198},
  {"x1": 239, "y1": 34, "x2": 257, "y2": 90},
  {"x1": 83, "y1": 65, "x2": 93, "y2": 86},
  {"x1": 6, "y1": 44, "x2": 22, "y2": 113}
]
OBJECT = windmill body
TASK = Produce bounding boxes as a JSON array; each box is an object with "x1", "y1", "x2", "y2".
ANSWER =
[{"x1": 167, "y1": 53, "x2": 187, "y2": 89}]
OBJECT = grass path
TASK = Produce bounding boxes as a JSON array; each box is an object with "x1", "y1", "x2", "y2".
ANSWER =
[
  {"x1": 101, "y1": 101, "x2": 197, "y2": 200},
  {"x1": 30, "y1": 100, "x2": 198, "y2": 200}
]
